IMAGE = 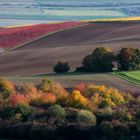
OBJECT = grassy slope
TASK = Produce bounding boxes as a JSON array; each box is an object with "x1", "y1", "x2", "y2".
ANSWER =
[{"x1": 112, "y1": 71, "x2": 140, "y2": 86}]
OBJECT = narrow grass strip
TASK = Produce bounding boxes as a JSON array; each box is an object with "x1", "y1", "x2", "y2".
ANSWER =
[{"x1": 112, "y1": 71, "x2": 140, "y2": 86}]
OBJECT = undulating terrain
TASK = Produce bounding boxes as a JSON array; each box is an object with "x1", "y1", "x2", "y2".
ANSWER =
[
  {"x1": 1, "y1": 1, "x2": 140, "y2": 139},
  {"x1": 0, "y1": 22, "x2": 140, "y2": 76}
]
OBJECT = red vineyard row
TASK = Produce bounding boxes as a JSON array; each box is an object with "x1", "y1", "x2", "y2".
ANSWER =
[{"x1": 0, "y1": 22, "x2": 84, "y2": 49}]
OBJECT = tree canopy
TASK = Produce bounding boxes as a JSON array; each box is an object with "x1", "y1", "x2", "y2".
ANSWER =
[
  {"x1": 117, "y1": 48, "x2": 140, "y2": 71},
  {"x1": 82, "y1": 47, "x2": 114, "y2": 72}
]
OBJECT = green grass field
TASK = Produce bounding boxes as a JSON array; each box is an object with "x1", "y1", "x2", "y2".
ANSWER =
[{"x1": 113, "y1": 71, "x2": 140, "y2": 86}]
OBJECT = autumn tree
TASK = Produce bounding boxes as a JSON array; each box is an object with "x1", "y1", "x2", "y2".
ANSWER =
[
  {"x1": 117, "y1": 48, "x2": 140, "y2": 71},
  {"x1": 81, "y1": 47, "x2": 114, "y2": 72}
]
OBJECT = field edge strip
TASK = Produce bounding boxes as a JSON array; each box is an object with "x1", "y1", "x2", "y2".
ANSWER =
[{"x1": 111, "y1": 72, "x2": 140, "y2": 86}]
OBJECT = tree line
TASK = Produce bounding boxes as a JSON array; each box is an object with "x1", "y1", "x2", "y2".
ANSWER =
[{"x1": 53, "y1": 47, "x2": 140, "y2": 73}]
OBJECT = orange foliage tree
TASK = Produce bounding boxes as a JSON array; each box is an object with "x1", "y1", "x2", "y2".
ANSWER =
[
  {"x1": 9, "y1": 94, "x2": 29, "y2": 107},
  {"x1": 30, "y1": 93, "x2": 56, "y2": 106}
]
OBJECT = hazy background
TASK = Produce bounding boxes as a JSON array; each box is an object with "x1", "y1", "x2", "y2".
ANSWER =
[{"x1": 1, "y1": 0, "x2": 140, "y2": 26}]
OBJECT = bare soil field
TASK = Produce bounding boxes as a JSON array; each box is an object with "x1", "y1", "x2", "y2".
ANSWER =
[{"x1": 0, "y1": 22, "x2": 140, "y2": 76}]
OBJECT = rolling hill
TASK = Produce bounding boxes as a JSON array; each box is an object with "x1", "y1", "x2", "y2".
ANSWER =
[{"x1": 0, "y1": 22, "x2": 140, "y2": 76}]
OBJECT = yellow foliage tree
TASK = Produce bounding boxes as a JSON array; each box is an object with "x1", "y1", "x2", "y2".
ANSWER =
[
  {"x1": 0, "y1": 78, "x2": 15, "y2": 99},
  {"x1": 68, "y1": 90, "x2": 88, "y2": 109}
]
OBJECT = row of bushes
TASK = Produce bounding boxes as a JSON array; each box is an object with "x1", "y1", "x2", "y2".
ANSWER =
[
  {"x1": 53, "y1": 47, "x2": 140, "y2": 73},
  {"x1": 0, "y1": 78, "x2": 140, "y2": 139},
  {"x1": 0, "y1": 78, "x2": 125, "y2": 110}
]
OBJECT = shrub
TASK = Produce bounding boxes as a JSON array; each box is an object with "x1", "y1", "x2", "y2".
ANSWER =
[
  {"x1": 0, "y1": 100, "x2": 14, "y2": 118},
  {"x1": 84, "y1": 84, "x2": 106, "y2": 98},
  {"x1": 16, "y1": 104, "x2": 32, "y2": 118},
  {"x1": 123, "y1": 93, "x2": 134, "y2": 103},
  {"x1": 37, "y1": 80, "x2": 68, "y2": 98},
  {"x1": 11, "y1": 113, "x2": 23, "y2": 122},
  {"x1": 31, "y1": 93, "x2": 56, "y2": 106},
  {"x1": 68, "y1": 90, "x2": 88, "y2": 109},
  {"x1": 37, "y1": 79, "x2": 52, "y2": 92},
  {"x1": 108, "y1": 88, "x2": 125, "y2": 105},
  {"x1": 74, "y1": 83, "x2": 87, "y2": 94},
  {"x1": 90, "y1": 93, "x2": 102, "y2": 111},
  {"x1": 115, "y1": 107, "x2": 133, "y2": 121},
  {"x1": 99, "y1": 97, "x2": 116, "y2": 108},
  {"x1": 9, "y1": 94, "x2": 29, "y2": 107},
  {"x1": 76, "y1": 110, "x2": 96, "y2": 125},
  {"x1": 40, "y1": 93, "x2": 56, "y2": 105},
  {"x1": 19, "y1": 83, "x2": 38, "y2": 95},
  {"x1": 0, "y1": 78, "x2": 15, "y2": 99},
  {"x1": 53, "y1": 62, "x2": 70, "y2": 73},
  {"x1": 84, "y1": 84, "x2": 125, "y2": 108},
  {"x1": 96, "y1": 106, "x2": 113, "y2": 119},
  {"x1": 47, "y1": 104, "x2": 66, "y2": 120}
]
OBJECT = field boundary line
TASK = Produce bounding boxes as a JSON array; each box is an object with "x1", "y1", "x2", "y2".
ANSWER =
[
  {"x1": 111, "y1": 72, "x2": 140, "y2": 87},
  {"x1": 8, "y1": 23, "x2": 89, "y2": 51}
]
